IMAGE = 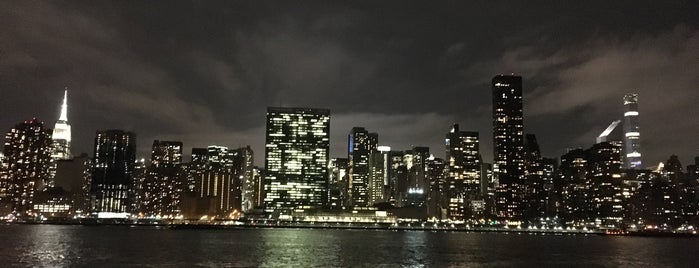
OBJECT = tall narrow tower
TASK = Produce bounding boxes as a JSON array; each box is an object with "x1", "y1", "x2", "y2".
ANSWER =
[
  {"x1": 492, "y1": 74, "x2": 525, "y2": 222},
  {"x1": 52, "y1": 89, "x2": 72, "y2": 160},
  {"x1": 623, "y1": 93, "x2": 642, "y2": 169}
]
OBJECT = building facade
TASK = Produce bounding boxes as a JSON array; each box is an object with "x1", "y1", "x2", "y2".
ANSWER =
[
  {"x1": 89, "y1": 130, "x2": 137, "y2": 216},
  {"x1": 492, "y1": 75, "x2": 526, "y2": 222},
  {"x1": 264, "y1": 107, "x2": 330, "y2": 216}
]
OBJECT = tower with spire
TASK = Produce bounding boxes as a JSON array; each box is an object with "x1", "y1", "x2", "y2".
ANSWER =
[{"x1": 52, "y1": 89, "x2": 72, "y2": 160}]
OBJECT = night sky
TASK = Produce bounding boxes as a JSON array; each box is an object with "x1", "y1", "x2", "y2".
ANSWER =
[{"x1": 1, "y1": 1, "x2": 697, "y2": 167}]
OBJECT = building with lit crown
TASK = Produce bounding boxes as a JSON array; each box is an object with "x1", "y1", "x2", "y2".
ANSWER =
[
  {"x1": 264, "y1": 107, "x2": 330, "y2": 217},
  {"x1": 623, "y1": 93, "x2": 642, "y2": 169},
  {"x1": 51, "y1": 89, "x2": 72, "y2": 160}
]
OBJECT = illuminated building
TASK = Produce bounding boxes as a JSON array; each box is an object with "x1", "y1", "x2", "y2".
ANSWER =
[
  {"x1": 405, "y1": 147, "x2": 430, "y2": 207},
  {"x1": 388, "y1": 151, "x2": 408, "y2": 206},
  {"x1": 89, "y1": 130, "x2": 136, "y2": 216},
  {"x1": 596, "y1": 120, "x2": 622, "y2": 144},
  {"x1": 492, "y1": 75, "x2": 525, "y2": 221},
  {"x1": 445, "y1": 124, "x2": 481, "y2": 221},
  {"x1": 1, "y1": 118, "x2": 53, "y2": 215},
  {"x1": 141, "y1": 140, "x2": 183, "y2": 217},
  {"x1": 51, "y1": 89, "x2": 72, "y2": 160},
  {"x1": 623, "y1": 93, "x2": 642, "y2": 168},
  {"x1": 264, "y1": 107, "x2": 330, "y2": 216},
  {"x1": 587, "y1": 142, "x2": 623, "y2": 228},
  {"x1": 189, "y1": 146, "x2": 245, "y2": 215},
  {"x1": 348, "y1": 127, "x2": 378, "y2": 207},
  {"x1": 426, "y1": 155, "x2": 446, "y2": 219},
  {"x1": 368, "y1": 146, "x2": 391, "y2": 205},
  {"x1": 328, "y1": 158, "x2": 348, "y2": 209}
]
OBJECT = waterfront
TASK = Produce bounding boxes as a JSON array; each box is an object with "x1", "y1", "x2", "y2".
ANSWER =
[{"x1": 0, "y1": 225, "x2": 698, "y2": 267}]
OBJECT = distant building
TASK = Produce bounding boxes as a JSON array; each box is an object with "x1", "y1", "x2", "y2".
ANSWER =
[
  {"x1": 492, "y1": 75, "x2": 525, "y2": 222},
  {"x1": 1, "y1": 118, "x2": 54, "y2": 215},
  {"x1": 523, "y1": 134, "x2": 546, "y2": 222},
  {"x1": 426, "y1": 155, "x2": 446, "y2": 219},
  {"x1": 368, "y1": 146, "x2": 391, "y2": 205},
  {"x1": 348, "y1": 127, "x2": 378, "y2": 207},
  {"x1": 328, "y1": 158, "x2": 348, "y2": 209},
  {"x1": 141, "y1": 140, "x2": 183, "y2": 217},
  {"x1": 189, "y1": 146, "x2": 245, "y2": 216},
  {"x1": 89, "y1": 130, "x2": 136, "y2": 217},
  {"x1": 264, "y1": 107, "x2": 330, "y2": 217},
  {"x1": 623, "y1": 93, "x2": 642, "y2": 169},
  {"x1": 445, "y1": 124, "x2": 481, "y2": 221},
  {"x1": 51, "y1": 89, "x2": 72, "y2": 160},
  {"x1": 587, "y1": 142, "x2": 624, "y2": 228}
]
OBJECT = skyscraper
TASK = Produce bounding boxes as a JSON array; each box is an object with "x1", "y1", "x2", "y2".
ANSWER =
[
  {"x1": 190, "y1": 146, "x2": 244, "y2": 215},
  {"x1": 51, "y1": 89, "x2": 72, "y2": 160},
  {"x1": 368, "y1": 146, "x2": 391, "y2": 205},
  {"x1": 264, "y1": 107, "x2": 330, "y2": 216},
  {"x1": 1, "y1": 118, "x2": 53, "y2": 214},
  {"x1": 348, "y1": 127, "x2": 378, "y2": 207},
  {"x1": 445, "y1": 124, "x2": 481, "y2": 221},
  {"x1": 492, "y1": 75, "x2": 525, "y2": 222},
  {"x1": 623, "y1": 93, "x2": 642, "y2": 169},
  {"x1": 89, "y1": 130, "x2": 136, "y2": 216},
  {"x1": 142, "y1": 140, "x2": 183, "y2": 217}
]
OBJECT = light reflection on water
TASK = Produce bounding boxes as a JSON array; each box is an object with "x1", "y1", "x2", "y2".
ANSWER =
[{"x1": 1, "y1": 225, "x2": 698, "y2": 267}]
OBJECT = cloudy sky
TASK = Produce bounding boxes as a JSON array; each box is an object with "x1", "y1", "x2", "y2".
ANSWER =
[{"x1": 1, "y1": 1, "x2": 697, "y2": 167}]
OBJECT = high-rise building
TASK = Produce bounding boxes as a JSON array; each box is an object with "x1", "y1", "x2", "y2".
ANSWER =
[
  {"x1": 368, "y1": 146, "x2": 391, "y2": 205},
  {"x1": 559, "y1": 149, "x2": 588, "y2": 225},
  {"x1": 328, "y1": 158, "x2": 348, "y2": 209},
  {"x1": 523, "y1": 134, "x2": 546, "y2": 221},
  {"x1": 89, "y1": 130, "x2": 136, "y2": 216},
  {"x1": 190, "y1": 146, "x2": 243, "y2": 215},
  {"x1": 264, "y1": 107, "x2": 330, "y2": 216},
  {"x1": 141, "y1": 140, "x2": 183, "y2": 217},
  {"x1": 51, "y1": 89, "x2": 72, "y2": 160},
  {"x1": 1, "y1": 118, "x2": 54, "y2": 215},
  {"x1": 348, "y1": 127, "x2": 378, "y2": 207},
  {"x1": 587, "y1": 142, "x2": 623, "y2": 228},
  {"x1": 445, "y1": 124, "x2": 481, "y2": 221},
  {"x1": 492, "y1": 75, "x2": 525, "y2": 222},
  {"x1": 623, "y1": 93, "x2": 642, "y2": 169},
  {"x1": 426, "y1": 155, "x2": 446, "y2": 219},
  {"x1": 405, "y1": 147, "x2": 430, "y2": 207}
]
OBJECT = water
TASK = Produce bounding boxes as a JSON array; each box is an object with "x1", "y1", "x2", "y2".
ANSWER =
[{"x1": 0, "y1": 225, "x2": 698, "y2": 267}]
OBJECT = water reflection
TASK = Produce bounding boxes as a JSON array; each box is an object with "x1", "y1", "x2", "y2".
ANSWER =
[{"x1": 20, "y1": 225, "x2": 76, "y2": 266}]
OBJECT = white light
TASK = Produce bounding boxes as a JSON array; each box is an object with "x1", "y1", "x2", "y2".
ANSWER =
[
  {"x1": 625, "y1": 132, "x2": 640, "y2": 137},
  {"x1": 627, "y1": 152, "x2": 641, "y2": 158},
  {"x1": 377, "y1": 146, "x2": 391, "y2": 152},
  {"x1": 624, "y1": 111, "x2": 639, "y2": 117}
]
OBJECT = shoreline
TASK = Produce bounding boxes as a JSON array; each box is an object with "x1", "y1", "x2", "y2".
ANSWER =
[{"x1": 4, "y1": 220, "x2": 697, "y2": 237}]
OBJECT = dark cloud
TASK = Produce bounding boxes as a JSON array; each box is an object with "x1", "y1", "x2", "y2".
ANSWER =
[{"x1": 0, "y1": 1, "x2": 697, "y2": 167}]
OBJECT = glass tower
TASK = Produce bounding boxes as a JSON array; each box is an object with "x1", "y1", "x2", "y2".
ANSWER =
[
  {"x1": 348, "y1": 127, "x2": 378, "y2": 207},
  {"x1": 492, "y1": 75, "x2": 525, "y2": 222},
  {"x1": 264, "y1": 107, "x2": 330, "y2": 216},
  {"x1": 623, "y1": 93, "x2": 642, "y2": 169},
  {"x1": 90, "y1": 130, "x2": 136, "y2": 216}
]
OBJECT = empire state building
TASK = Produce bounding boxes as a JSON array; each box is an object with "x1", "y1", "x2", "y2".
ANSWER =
[{"x1": 52, "y1": 89, "x2": 71, "y2": 160}]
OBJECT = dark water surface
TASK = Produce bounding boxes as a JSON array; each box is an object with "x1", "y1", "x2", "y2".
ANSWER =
[{"x1": 0, "y1": 224, "x2": 698, "y2": 267}]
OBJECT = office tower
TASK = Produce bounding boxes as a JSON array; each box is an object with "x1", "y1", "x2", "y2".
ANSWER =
[
  {"x1": 492, "y1": 75, "x2": 525, "y2": 221},
  {"x1": 231, "y1": 146, "x2": 252, "y2": 214},
  {"x1": 559, "y1": 149, "x2": 588, "y2": 225},
  {"x1": 142, "y1": 140, "x2": 183, "y2": 217},
  {"x1": 623, "y1": 93, "x2": 642, "y2": 168},
  {"x1": 328, "y1": 158, "x2": 348, "y2": 209},
  {"x1": 445, "y1": 124, "x2": 481, "y2": 221},
  {"x1": 132, "y1": 158, "x2": 147, "y2": 214},
  {"x1": 264, "y1": 107, "x2": 330, "y2": 216},
  {"x1": 587, "y1": 142, "x2": 623, "y2": 228},
  {"x1": 51, "y1": 89, "x2": 72, "y2": 160},
  {"x1": 348, "y1": 127, "x2": 378, "y2": 207},
  {"x1": 405, "y1": 147, "x2": 430, "y2": 207},
  {"x1": 236, "y1": 146, "x2": 258, "y2": 212},
  {"x1": 47, "y1": 154, "x2": 91, "y2": 215},
  {"x1": 541, "y1": 157, "x2": 558, "y2": 218},
  {"x1": 1, "y1": 118, "x2": 53, "y2": 215},
  {"x1": 190, "y1": 146, "x2": 242, "y2": 215},
  {"x1": 368, "y1": 146, "x2": 391, "y2": 205},
  {"x1": 426, "y1": 155, "x2": 446, "y2": 219},
  {"x1": 89, "y1": 130, "x2": 136, "y2": 216},
  {"x1": 523, "y1": 134, "x2": 546, "y2": 221},
  {"x1": 389, "y1": 151, "x2": 408, "y2": 206}
]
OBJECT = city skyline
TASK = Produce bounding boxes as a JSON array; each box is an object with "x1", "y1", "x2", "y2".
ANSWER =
[{"x1": 0, "y1": 2, "x2": 697, "y2": 167}]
